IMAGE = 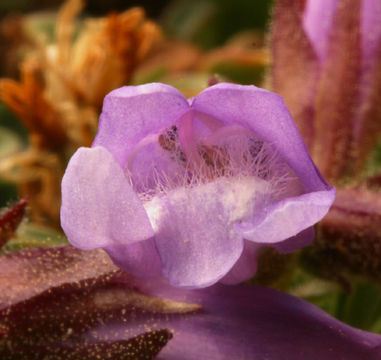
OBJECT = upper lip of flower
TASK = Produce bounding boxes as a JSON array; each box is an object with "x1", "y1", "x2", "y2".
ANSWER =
[{"x1": 61, "y1": 82, "x2": 335, "y2": 288}]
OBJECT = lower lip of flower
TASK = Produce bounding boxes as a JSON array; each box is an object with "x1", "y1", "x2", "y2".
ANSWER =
[{"x1": 144, "y1": 175, "x2": 272, "y2": 235}]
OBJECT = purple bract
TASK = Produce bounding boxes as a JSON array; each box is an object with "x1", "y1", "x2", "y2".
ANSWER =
[{"x1": 61, "y1": 83, "x2": 335, "y2": 288}]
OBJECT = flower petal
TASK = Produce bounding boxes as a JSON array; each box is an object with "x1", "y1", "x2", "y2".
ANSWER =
[
  {"x1": 105, "y1": 238, "x2": 162, "y2": 278},
  {"x1": 192, "y1": 83, "x2": 330, "y2": 193},
  {"x1": 354, "y1": 2, "x2": 381, "y2": 171},
  {"x1": 93, "y1": 83, "x2": 190, "y2": 167},
  {"x1": 145, "y1": 179, "x2": 245, "y2": 288},
  {"x1": 273, "y1": 227, "x2": 315, "y2": 253},
  {"x1": 61, "y1": 146, "x2": 154, "y2": 250},
  {"x1": 219, "y1": 240, "x2": 260, "y2": 285},
  {"x1": 127, "y1": 136, "x2": 186, "y2": 195},
  {"x1": 235, "y1": 189, "x2": 335, "y2": 245},
  {"x1": 362, "y1": 0, "x2": 381, "y2": 64},
  {"x1": 192, "y1": 83, "x2": 335, "y2": 246},
  {"x1": 303, "y1": 0, "x2": 340, "y2": 62}
]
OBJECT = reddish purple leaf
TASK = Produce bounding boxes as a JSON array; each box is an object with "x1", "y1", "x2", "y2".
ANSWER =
[
  {"x1": 365, "y1": 173, "x2": 381, "y2": 189},
  {"x1": 0, "y1": 329, "x2": 172, "y2": 360},
  {"x1": 0, "y1": 245, "x2": 380, "y2": 359},
  {"x1": 0, "y1": 198, "x2": 27, "y2": 249},
  {"x1": 0, "y1": 246, "x2": 117, "y2": 309},
  {"x1": 0, "y1": 270, "x2": 198, "y2": 346},
  {"x1": 0, "y1": 247, "x2": 198, "y2": 358}
]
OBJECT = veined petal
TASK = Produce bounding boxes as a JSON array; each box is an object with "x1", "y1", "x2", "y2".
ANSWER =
[
  {"x1": 61, "y1": 146, "x2": 154, "y2": 250},
  {"x1": 192, "y1": 83, "x2": 330, "y2": 193},
  {"x1": 93, "y1": 83, "x2": 190, "y2": 167}
]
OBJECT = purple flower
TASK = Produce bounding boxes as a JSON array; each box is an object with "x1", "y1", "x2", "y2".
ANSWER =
[
  {"x1": 61, "y1": 83, "x2": 335, "y2": 288},
  {"x1": 272, "y1": 0, "x2": 381, "y2": 284},
  {"x1": 303, "y1": 0, "x2": 381, "y2": 68},
  {"x1": 272, "y1": 0, "x2": 381, "y2": 180}
]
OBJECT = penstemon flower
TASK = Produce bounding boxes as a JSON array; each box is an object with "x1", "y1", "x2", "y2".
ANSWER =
[
  {"x1": 303, "y1": 0, "x2": 381, "y2": 176},
  {"x1": 61, "y1": 82, "x2": 335, "y2": 288},
  {"x1": 272, "y1": 0, "x2": 381, "y2": 284},
  {"x1": 273, "y1": 0, "x2": 381, "y2": 181},
  {"x1": 303, "y1": 0, "x2": 381, "y2": 69}
]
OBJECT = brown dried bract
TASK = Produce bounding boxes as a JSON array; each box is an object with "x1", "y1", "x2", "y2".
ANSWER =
[
  {"x1": 0, "y1": 150, "x2": 63, "y2": 226},
  {"x1": 0, "y1": 15, "x2": 32, "y2": 78},
  {"x1": 69, "y1": 6, "x2": 162, "y2": 108},
  {"x1": 0, "y1": 0, "x2": 163, "y2": 228},
  {"x1": 0, "y1": 61, "x2": 68, "y2": 151}
]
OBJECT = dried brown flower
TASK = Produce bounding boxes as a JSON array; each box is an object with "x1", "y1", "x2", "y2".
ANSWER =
[{"x1": 0, "y1": 0, "x2": 162, "y2": 227}]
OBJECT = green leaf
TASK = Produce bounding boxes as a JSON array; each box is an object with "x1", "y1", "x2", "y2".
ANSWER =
[
  {"x1": 0, "y1": 125, "x2": 25, "y2": 208},
  {"x1": 288, "y1": 264, "x2": 381, "y2": 334},
  {"x1": 1, "y1": 223, "x2": 68, "y2": 253},
  {"x1": 336, "y1": 279, "x2": 381, "y2": 332},
  {"x1": 364, "y1": 136, "x2": 381, "y2": 177},
  {"x1": 288, "y1": 267, "x2": 341, "y2": 316}
]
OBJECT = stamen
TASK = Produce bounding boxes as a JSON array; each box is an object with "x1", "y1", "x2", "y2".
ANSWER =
[{"x1": 158, "y1": 125, "x2": 178, "y2": 152}]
